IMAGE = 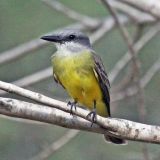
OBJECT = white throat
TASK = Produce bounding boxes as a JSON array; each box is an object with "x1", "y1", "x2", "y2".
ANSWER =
[{"x1": 55, "y1": 41, "x2": 88, "y2": 56}]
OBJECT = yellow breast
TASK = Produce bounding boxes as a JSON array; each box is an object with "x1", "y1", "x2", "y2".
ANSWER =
[{"x1": 52, "y1": 51, "x2": 109, "y2": 117}]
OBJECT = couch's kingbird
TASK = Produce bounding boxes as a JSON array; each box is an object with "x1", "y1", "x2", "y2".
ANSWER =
[{"x1": 41, "y1": 29, "x2": 126, "y2": 144}]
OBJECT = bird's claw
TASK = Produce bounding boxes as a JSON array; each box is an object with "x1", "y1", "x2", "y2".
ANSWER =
[
  {"x1": 67, "y1": 101, "x2": 77, "y2": 115},
  {"x1": 86, "y1": 110, "x2": 97, "y2": 127}
]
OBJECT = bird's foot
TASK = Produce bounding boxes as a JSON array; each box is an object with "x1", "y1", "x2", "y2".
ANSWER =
[
  {"x1": 86, "y1": 109, "x2": 97, "y2": 127},
  {"x1": 67, "y1": 101, "x2": 77, "y2": 115}
]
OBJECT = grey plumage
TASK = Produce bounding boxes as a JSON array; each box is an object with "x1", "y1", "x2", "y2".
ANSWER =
[{"x1": 41, "y1": 29, "x2": 92, "y2": 48}]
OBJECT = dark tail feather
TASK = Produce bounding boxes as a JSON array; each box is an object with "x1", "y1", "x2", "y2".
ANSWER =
[{"x1": 104, "y1": 134, "x2": 127, "y2": 145}]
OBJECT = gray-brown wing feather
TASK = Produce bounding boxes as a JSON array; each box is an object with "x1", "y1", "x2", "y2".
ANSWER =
[
  {"x1": 53, "y1": 72, "x2": 65, "y2": 89},
  {"x1": 93, "y1": 53, "x2": 127, "y2": 144},
  {"x1": 92, "y1": 52, "x2": 111, "y2": 116}
]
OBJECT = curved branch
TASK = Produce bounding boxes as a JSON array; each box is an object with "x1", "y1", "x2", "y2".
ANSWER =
[
  {"x1": 118, "y1": 0, "x2": 160, "y2": 19},
  {"x1": 30, "y1": 130, "x2": 79, "y2": 160},
  {"x1": 0, "y1": 97, "x2": 103, "y2": 133},
  {"x1": 109, "y1": 23, "x2": 160, "y2": 82},
  {"x1": 109, "y1": 0, "x2": 155, "y2": 24},
  {"x1": 0, "y1": 23, "x2": 90, "y2": 66},
  {"x1": 0, "y1": 83, "x2": 160, "y2": 144},
  {"x1": 42, "y1": 0, "x2": 99, "y2": 27},
  {"x1": 112, "y1": 57, "x2": 160, "y2": 102}
]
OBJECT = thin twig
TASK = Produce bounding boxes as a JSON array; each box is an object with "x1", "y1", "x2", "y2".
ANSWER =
[
  {"x1": 109, "y1": 0, "x2": 155, "y2": 24},
  {"x1": 112, "y1": 57, "x2": 160, "y2": 102},
  {"x1": 0, "y1": 39, "x2": 47, "y2": 66},
  {"x1": 30, "y1": 130, "x2": 79, "y2": 160},
  {"x1": 112, "y1": 24, "x2": 144, "y2": 92},
  {"x1": 90, "y1": 15, "x2": 128, "y2": 44},
  {"x1": 109, "y1": 23, "x2": 160, "y2": 83},
  {"x1": 0, "y1": 22, "x2": 96, "y2": 66},
  {"x1": 101, "y1": 0, "x2": 140, "y2": 77},
  {"x1": 118, "y1": 0, "x2": 160, "y2": 19},
  {"x1": 42, "y1": 0, "x2": 99, "y2": 28}
]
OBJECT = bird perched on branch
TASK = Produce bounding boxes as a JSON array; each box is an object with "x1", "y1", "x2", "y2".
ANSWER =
[{"x1": 41, "y1": 29, "x2": 126, "y2": 144}]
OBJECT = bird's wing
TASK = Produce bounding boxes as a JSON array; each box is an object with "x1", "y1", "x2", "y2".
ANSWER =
[
  {"x1": 92, "y1": 52, "x2": 111, "y2": 116},
  {"x1": 53, "y1": 72, "x2": 65, "y2": 89}
]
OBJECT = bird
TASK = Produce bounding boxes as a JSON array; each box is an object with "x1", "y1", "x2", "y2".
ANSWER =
[{"x1": 41, "y1": 29, "x2": 126, "y2": 145}]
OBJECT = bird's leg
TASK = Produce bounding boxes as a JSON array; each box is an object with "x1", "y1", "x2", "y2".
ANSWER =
[
  {"x1": 67, "y1": 100, "x2": 77, "y2": 115},
  {"x1": 86, "y1": 100, "x2": 97, "y2": 127}
]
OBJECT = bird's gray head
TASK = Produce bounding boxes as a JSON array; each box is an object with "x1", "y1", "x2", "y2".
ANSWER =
[{"x1": 41, "y1": 29, "x2": 92, "y2": 52}]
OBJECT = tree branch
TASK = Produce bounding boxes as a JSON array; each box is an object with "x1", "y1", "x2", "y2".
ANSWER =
[
  {"x1": 0, "y1": 83, "x2": 160, "y2": 143},
  {"x1": 109, "y1": 23, "x2": 160, "y2": 82},
  {"x1": 111, "y1": 19, "x2": 145, "y2": 92},
  {"x1": 42, "y1": 0, "x2": 99, "y2": 28},
  {"x1": 112, "y1": 57, "x2": 160, "y2": 102},
  {"x1": 101, "y1": 0, "x2": 141, "y2": 82},
  {"x1": 118, "y1": 0, "x2": 160, "y2": 19},
  {"x1": 109, "y1": 0, "x2": 155, "y2": 24},
  {"x1": 30, "y1": 130, "x2": 79, "y2": 160},
  {"x1": 0, "y1": 23, "x2": 88, "y2": 66},
  {"x1": 0, "y1": 97, "x2": 103, "y2": 133}
]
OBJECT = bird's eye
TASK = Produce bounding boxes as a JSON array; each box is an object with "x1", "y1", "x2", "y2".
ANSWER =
[{"x1": 69, "y1": 35, "x2": 76, "y2": 39}]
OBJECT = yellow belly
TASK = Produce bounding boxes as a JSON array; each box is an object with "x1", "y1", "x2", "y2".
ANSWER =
[{"x1": 52, "y1": 52, "x2": 109, "y2": 117}]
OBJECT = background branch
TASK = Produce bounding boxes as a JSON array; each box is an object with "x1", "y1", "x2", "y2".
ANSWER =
[
  {"x1": 109, "y1": 23, "x2": 160, "y2": 82},
  {"x1": 109, "y1": 0, "x2": 155, "y2": 24},
  {"x1": 42, "y1": 0, "x2": 99, "y2": 27},
  {"x1": 30, "y1": 130, "x2": 79, "y2": 160},
  {"x1": 112, "y1": 57, "x2": 160, "y2": 102},
  {"x1": 0, "y1": 23, "x2": 87, "y2": 66},
  {"x1": 118, "y1": 0, "x2": 160, "y2": 19}
]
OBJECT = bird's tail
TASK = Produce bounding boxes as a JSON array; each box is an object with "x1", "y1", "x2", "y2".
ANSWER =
[{"x1": 104, "y1": 134, "x2": 127, "y2": 145}]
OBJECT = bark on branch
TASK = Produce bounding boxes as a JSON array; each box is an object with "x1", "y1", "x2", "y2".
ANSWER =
[{"x1": 0, "y1": 81, "x2": 160, "y2": 144}]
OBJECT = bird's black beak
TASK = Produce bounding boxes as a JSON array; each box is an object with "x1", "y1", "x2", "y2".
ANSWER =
[{"x1": 41, "y1": 35, "x2": 62, "y2": 43}]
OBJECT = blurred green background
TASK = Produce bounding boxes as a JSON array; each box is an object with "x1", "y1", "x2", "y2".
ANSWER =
[{"x1": 0, "y1": 0, "x2": 160, "y2": 160}]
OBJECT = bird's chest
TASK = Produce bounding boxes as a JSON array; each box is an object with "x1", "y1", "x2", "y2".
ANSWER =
[
  {"x1": 54, "y1": 56, "x2": 93, "y2": 87},
  {"x1": 53, "y1": 53, "x2": 99, "y2": 93},
  {"x1": 52, "y1": 53, "x2": 103, "y2": 110}
]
